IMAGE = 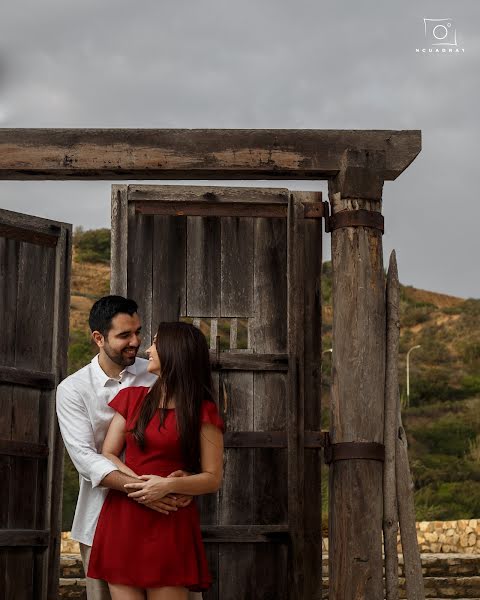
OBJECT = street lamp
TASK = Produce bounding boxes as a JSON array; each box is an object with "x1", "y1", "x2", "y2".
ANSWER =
[{"x1": 406, "y1": 345, "x2": 421, "y2": 407}]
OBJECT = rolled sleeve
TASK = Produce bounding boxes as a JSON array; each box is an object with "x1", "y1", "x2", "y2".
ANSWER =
[{"x1": 56, "y1": 384, "x2": 117, "y2": 488}]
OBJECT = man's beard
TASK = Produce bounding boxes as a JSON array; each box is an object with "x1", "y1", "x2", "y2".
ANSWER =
[{"x1": 103, "y1": 343, "x2": 138, "y2": 367}]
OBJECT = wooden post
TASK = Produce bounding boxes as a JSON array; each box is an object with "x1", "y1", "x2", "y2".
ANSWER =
[
  {"x1": 397, "y1": 407, "x2": 425, "y2": 598},
  {"x1": 328, "y1": 148, "x2": 386, "y2": 600},
  {"x1": 384, "y1": 251, "x2": 400, "y2": 600}
]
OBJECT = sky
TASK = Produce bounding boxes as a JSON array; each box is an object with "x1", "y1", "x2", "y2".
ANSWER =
[{"x1": 0, "y1": 0, "x2": 478, "y2": 298}]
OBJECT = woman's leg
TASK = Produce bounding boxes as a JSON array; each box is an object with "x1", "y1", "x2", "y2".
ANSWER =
[
  {"x1": 146, "y1": 586, "x2": 189, "y2": 600},
  {"x1": 108, "y1": 582, "x2": 146, "y2": 600}
]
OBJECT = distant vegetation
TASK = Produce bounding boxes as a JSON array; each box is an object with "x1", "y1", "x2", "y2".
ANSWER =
[
  {"x1": 62, "y1": 231, "x2": 480, "y2": 529},
  {"x1": 73, "y1": 227, "x2": 111, "y2": 263}
]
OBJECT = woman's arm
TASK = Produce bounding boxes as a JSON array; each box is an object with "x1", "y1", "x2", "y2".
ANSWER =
[
  {"x1": 125, "y1": 423, "x2": 224, "y2": 501},
  {"x1": 102, "y1": 412, "x2": 139, "y2": 479}
]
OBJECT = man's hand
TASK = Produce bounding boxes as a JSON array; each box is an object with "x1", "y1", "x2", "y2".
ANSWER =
[{"x1": 144, "y1": 496, "x2": 180, "y2": 515}]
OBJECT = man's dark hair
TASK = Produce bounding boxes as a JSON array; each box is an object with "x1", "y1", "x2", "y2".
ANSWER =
[{"x1": 89, "y1": 295, "x2": 138, "y2": 336}]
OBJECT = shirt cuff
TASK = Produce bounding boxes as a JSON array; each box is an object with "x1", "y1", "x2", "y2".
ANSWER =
[{"x1": 90, "y1": 459, "x2": 119, "y2": 489}]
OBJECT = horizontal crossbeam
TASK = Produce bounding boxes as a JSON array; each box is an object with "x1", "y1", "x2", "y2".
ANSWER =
[{"x1": 0, "y1": 129, "x2": 421, "y2": 180}]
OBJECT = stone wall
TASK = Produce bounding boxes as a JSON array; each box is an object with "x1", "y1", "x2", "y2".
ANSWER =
[
  {"x1": 62, "y1": 519, "x2": 480, "y2": 556},
  {"x1": 414, "y1": 519, "x2": 480, "y2": 554},
  {"x1": 318, "y1": 519, "x2": 480, "y2": 555}
]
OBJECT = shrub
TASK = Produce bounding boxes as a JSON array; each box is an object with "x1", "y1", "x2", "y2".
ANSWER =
[{"x1": 74, "y1": 227, "x2": 111, "y2": 263}]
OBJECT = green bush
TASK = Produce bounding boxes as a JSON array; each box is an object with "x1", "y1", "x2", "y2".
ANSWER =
[
  {"x1": 74, "y1": 227, "x2": 111, "y2": 263},
  {"x1": 415, "y1": 481, "x2": 480, "y2": 520},
  {"x1": 68, "y1": 329, "x2": 97, "y2": 375},
  {"x1": 62, "y1": 451, "x2": 80, "y2": 530},
  {"x1": 410, "y1": 415, "x2": 477, "y2": 457}
]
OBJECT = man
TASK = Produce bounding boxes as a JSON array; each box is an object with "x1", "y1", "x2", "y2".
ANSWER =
[{"x1": 56, "y1": 296, "x2": 201, "y2": 600}]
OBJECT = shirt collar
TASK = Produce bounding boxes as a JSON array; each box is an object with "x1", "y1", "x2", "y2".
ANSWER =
[{"x1": 91, "y1": 354, "x2": 138, "y2": 387}]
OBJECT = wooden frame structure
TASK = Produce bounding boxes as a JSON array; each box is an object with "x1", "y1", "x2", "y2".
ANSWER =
[{"x1": 0, "y1": 128, "x2": 422, "y2": 600}]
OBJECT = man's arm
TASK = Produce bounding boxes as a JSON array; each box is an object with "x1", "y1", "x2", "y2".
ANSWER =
[
  {"x1": 56, "y1": 384, "x2": 180, "y2": 514},
  {"x1": 56, "y1": 383, "x2": 118, "y2": 488}
]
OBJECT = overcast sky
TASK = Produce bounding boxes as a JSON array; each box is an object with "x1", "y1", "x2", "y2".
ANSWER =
[{"x1": 0, "y1": 0, "x2": 478, "y2": 298}]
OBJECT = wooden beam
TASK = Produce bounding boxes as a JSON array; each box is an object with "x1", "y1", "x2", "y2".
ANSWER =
[
  {"x1": 128, "y1": 184, "x2": 290, "y2": 204},
  {"x1": 0, "y1": 439, "x2": 49, "y2": 459},
  {"x1": 0, "y1": 529, "x2": 50, "y2": 547},
  {"x1": 201, "y1": 525, "x2": 288, "y2": 543},
  {"x1": 0, "y1": 129, "x2": 421, "y2": 180},
  {"x1": 0, "y1": 366, "x2": 56, "y2": 389},
  {"x1": 209, "y1": 352, "x2": 289, "y2": 372},
  {"x1": 223, "y1": 430, "x2": 327, "y2": 448},
  {"x1": 135, "y1": 201, "x2": 288, "y2": 218}
]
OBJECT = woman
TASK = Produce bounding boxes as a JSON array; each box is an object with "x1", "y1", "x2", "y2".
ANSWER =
[{"x1": 87, "y1": 321, "x2": 225, "y2": 600}]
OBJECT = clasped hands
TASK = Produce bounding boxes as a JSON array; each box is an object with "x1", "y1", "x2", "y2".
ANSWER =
[{"x1": 124, "y1": 470, "x2": 192, "y2": 515}]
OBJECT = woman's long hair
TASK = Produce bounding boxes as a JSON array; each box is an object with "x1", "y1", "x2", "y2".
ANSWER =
[{"x1": 130, "y1": 321, "x2": 214, "y2": 472}]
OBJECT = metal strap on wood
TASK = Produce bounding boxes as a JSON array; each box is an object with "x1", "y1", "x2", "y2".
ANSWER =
[
  {"x1": 328, "y1": 209, "x2": 384, "y2": 234},
  {"x1": 324, "y1": 435, "x2": 385, "y2": 465}
]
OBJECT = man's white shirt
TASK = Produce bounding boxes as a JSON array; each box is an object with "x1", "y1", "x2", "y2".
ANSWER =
[{"x1": 56, "y1": 355, "x2": 157, "y2": 546}]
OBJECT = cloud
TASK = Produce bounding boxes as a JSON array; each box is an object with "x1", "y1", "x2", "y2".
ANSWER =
[{"x1": 0, "y1": 0, "x2": 478, "y2": 297}]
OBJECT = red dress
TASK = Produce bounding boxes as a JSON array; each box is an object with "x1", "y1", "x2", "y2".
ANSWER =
[{"x1": 87, "y1": 386, "x2": 224, "y2": 591}]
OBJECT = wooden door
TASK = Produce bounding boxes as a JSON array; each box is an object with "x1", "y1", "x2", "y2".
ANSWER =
[
  {"x1": 0, "y1": 209, "x2": 71, "y2": 599},
  {"x1": 111, "y1": 184, "x2": 323, "y2": 599}
]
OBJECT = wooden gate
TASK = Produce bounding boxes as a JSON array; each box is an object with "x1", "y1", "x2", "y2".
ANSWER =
[
  {"x1": 0, "y1": 209, "x2": 71, "y2": 599},
  {"x1": 111, "y1": 184, "x2": 323, "y2": 599}
]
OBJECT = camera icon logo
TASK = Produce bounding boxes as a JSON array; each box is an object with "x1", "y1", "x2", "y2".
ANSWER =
[{"x1": 424, "y1": 18, "x2": 457, "y2": 46}]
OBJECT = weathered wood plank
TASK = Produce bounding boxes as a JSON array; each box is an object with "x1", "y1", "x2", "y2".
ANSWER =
[
  {"x1": 110, "y1": 184, "x2": 128, "y2": 295},
  {"x1": 0, "y1": 208, "x2": 62, "y2": 244},
  {"x1": 328, "y1": 149, "x2": 386, "y2": 600},
  {"x1": 299, "y1": 192, "x2": 323, "y2": 600},
  {"x1": 129, "y1": 185, "x2": 290, "y2": 204},
  {"x1": 202, "y1": 525, "x2": 288, "y2": 542},
  {"x1": 218, "y1": 369, "x2": 255, "y2": 599},
  {"x1": 3, "y1": 548, "x2": 35, "y2": 600},
  {"x1": 210, "y1": 352, "x2": 288, "y2": 372},
  {"x1": 252, "y1": 374, "x2": 288, "y2": 527},
  {"x1": 127, "y1": 204, "x2": 153, "y2": 352},
  {"x1": 152, "y1": 215, "x2": 187, "y2": 321},
  {"x1": 218, "y1": 373, "x2": 254, "y2": 525},
  {"x1": 0, "y1": 129, "x2": 421, "y2": 180},
  {"x1": 0, "y1": 366, "x2": 56, "y2": 389},
  {"x1": 287, "y1": 192, "x2": 306, "y2": 598},
  {"x1": 186, "y1": 216, "x2": 221, "y2": 317},
  {"x1": 47, "y1": 223, "x2": 71, "y2": 600},
  {"x1": 136, "y1": 201, "x2": 288, "y2": 218},
  {"x1": 384, "y1": 251, "x2": 400, "y2": 600},
  {"x1": 0, "y1": 529, "x2": 50, "y2": 546},
  {"x1": 0, "y1": 440, "x2": 49, "y2": 459},
  {"x1": 219, "y1": 545, "x2": 256, "y2": 599},
  {"x1": 250, "y1": 218, "x2": 287, "y2": 353},
  {"x1": 220, "y1": 218, "x2": 253, "y2": 317}
]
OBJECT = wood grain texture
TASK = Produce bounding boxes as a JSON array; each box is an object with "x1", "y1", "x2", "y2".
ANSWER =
[
  {"x1": 152, "y1": 214, "x2": 187, "y2": 321},
  {"x1": 220, "y1": 217, "x2": 253, "y2": 317},
  {"x1": 287, "y1": 193, "x2": 306, "y2": 598},
  {"x1": 186, "y1": 216, "x2": 221, "y2": 317},
  {"x1": 110, "y1": 185, "x2": 128, "y2": 295},
  {"x1": 0, "y1": 210, "x2": 71, "y2": 600},
  {"x1": 127, "y1": 203, "x2": 153, "y2": 352},
  {"x1": 397, "y1": 411, "x2": 426, "y2": 599},
  {"x1": 328, "y1": 150, "x2": 386, "y2": 600},
  {"x1": 384, "y1": 251, "x2": 400, "y2": 600},
  {"x1": 129, "y1": 185, "x2": 290, "y2": 204},
  {"x1": 301, "y1": 192, "x2": 323, "y2": 600},
  {"x1": 0, "y1": 129, "x2": 421, "y2": 180}
]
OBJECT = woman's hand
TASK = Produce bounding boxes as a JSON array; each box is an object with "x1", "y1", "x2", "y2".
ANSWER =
[{"x1": 124, "y1": 474, "x2": 173, "y2": 504}]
